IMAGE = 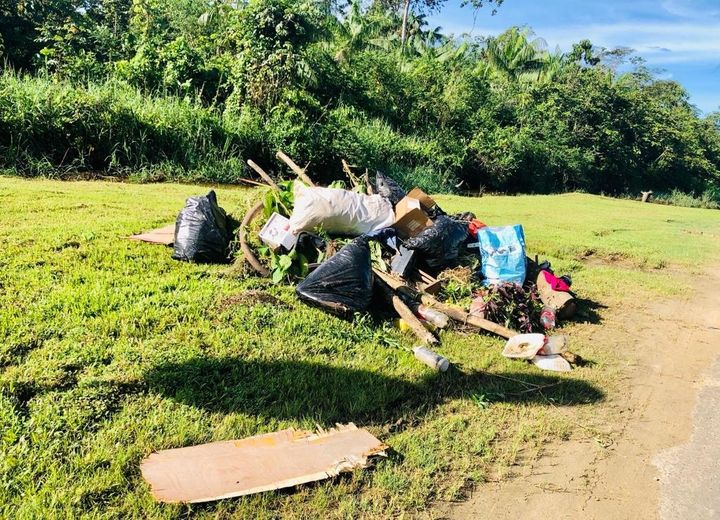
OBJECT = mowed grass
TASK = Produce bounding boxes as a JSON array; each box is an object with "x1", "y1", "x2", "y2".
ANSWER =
[{"x1": 1, "y1": 178, "x2": 719, "y2": 519}]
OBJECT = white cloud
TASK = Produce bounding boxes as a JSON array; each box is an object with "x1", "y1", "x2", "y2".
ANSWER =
[{"x1": 661, "y1": 0, "x2": 720, "y2": 20}]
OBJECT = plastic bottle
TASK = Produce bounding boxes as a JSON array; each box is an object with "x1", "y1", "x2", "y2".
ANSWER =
[
  {"x1": 415, "y1": 305, "x2": 450, "y2": 329},
  {"x1": 413, "y1": 346, "x2": 450, "y2": 372},
  {"x1": 540, "y1": 306, "x2": 556, "y2": 331}
]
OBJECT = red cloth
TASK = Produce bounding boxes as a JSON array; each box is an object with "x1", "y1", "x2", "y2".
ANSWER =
[
  {"x1": 541, "y1": 270, "x2": 570, "y2": 292},
  {"x1": 468, "y1": 219, "x2": 487, "y2": 239}
]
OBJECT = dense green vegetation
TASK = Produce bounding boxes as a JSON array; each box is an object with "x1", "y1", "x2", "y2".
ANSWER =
[
  {"x1": 2, "y1": 178, "x2": 719, "y2": 518},
  {"x1": 1, "y1": 0, "x2": 719, "y2": 199}
]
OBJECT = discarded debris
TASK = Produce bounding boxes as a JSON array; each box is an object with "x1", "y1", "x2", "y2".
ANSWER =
[
  {"x1": 290, "y1": 183, "x2": 394, "y2": 235},
  {"x1": 532, "y1": 353, "x2": 572, "y2": 372},
  {"x1": 128, "y1": 224, "x2": 175, "y2": 245},
  {"x1": 536, "y1": 269, "x2": 577, "y2": 319},
  {"x1": 502, "y1": 333, "x2": 546, "y2": 360},
  {"x1": 476, "y1": 225, "x2": 527, "y2": 286},
  {"x1": 140, "y1": 423, "x2": 387, "y2": 503},
  {"x1": 296, "y1": 236, "x2": 374, "y2": 316},
  {"x1": 132, "y1": 150, "x2": 589, "y2": 376},
  {"x1": 259, "y1": 212, "x2": 297, "y2": 252},
  {"x1": 172, "y1": 190, "x2": 230, "y2": 263}
]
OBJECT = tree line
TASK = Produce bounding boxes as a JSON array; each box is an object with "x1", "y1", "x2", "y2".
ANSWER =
[{"x1": 1, "y1": 0, "x2": 718, "y2": 200}]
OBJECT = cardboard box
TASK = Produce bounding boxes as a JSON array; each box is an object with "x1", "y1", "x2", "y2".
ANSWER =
[
  {"x1": 394, "y1": 196, "x2": 433, "y2": 238},
  {"x1": 407, "y1": 188, "x2": 437, "y2": 212},
  {"x1": 259, "y1": 212, "x2": 297, "y2": 251}
]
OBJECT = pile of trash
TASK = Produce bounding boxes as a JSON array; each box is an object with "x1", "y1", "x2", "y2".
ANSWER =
[
  {"x1": 132, "y1": 151, "x2": 585, "y2": 505},
  {"x1": 131, "y1": 151, "x2": 580, "y2": 373}
]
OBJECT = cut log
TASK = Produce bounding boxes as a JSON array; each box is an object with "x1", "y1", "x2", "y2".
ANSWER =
[{"x1": 536, "y1": 271, "x2": 577, "y2": 319}]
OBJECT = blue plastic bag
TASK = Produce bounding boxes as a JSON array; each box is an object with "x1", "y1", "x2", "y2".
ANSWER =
[{"x1": 477, "y1": 225, "x2": 526, "y2": 286}]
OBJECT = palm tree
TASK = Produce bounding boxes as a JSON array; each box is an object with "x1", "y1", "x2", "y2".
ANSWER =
[
  {"x1": 482, "y1": 27, "x2": 548, "y2": 82},
  {"x1": 330, "y1": 0, "x2": 381, "y2": 63}
]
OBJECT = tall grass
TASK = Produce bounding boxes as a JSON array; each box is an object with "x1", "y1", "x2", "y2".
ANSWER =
[
  {"x1": 0, "y1": 71, "x2": 267, "y2": 179},
  {"x1": 0, "y1": 71, "x2": 460, "y2": 189},
  {"x1": 652, "y1": 189, "x2": 720, "y2": 210}
]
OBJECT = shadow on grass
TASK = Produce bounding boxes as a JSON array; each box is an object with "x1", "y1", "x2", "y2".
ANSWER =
[
  {"x1": 145, "y1": 357, "x2": 604, "y2": 425},
  {"x1": 573, "y1": 297, "x2": 607, "y2": 325}
]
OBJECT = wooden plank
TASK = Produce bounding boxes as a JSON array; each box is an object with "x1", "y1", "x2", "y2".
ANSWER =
[
  {"x1": 128, "y1": 224, "x2": 175, "y2": 245},
  {"x1": 141, "y1": 424, "x2": 386, "y2": 503},
  {"x1": 419, "y1": 294, "x2": 518, "y2": 339},
  {"x1": 373, "y1": 273, "x2": 438, "y2": 346},
  {"x1": 414, "y1": 269, "x2": 444, "y2": 295}
]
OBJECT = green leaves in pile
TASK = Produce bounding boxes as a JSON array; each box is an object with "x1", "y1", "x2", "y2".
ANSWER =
[
  {"x1": 262, "y1": 180, "x2": 295, "y2": 218},
  {"x1": 259, "y1": 180, "x2": 308, "y2": 284},
  {"x1": 259, "y1": 246, "x2": 309, "y2": 284}
]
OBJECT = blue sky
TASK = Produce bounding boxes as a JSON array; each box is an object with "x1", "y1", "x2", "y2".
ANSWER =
[{"x1": 427, "y1": 0, "x2": 720, "y2": 114}]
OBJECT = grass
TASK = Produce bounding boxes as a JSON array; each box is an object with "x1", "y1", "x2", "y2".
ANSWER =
[{"x1": 1, "y1": 178, "x2": 720, "y2": 519}]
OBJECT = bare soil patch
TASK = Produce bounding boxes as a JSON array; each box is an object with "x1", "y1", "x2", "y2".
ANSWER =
[{"x1": 436, "y1": 266, "x2": 720, "y2": 520}]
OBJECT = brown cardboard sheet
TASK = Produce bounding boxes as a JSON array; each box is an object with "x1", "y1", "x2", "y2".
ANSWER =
[
  {"x1": 141, "y1": 424, "x2": 387, "y2": 503},
  {"x1": 128, "y1": 224, "x2": 175, "y2": 245}
]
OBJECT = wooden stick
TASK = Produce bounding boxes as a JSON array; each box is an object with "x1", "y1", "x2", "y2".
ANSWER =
[
  {"x1": 276, "y1": 151, "x2": 315, "y2": 186},
  {"x1": 238, "y1": 178, "x2": 268, "y2": 187},
  {"x1": 342, "y1": 159, "x2": 362, "y2": 190},
  {"x1": 363, "y1": 170, "x2": 374, "y2": 195},
  {"x1": 239, "y1": 201, "x2": 270, "y2": 277},
  {"x1": 372, "y1": 269, "x2": 406, "y2": 291},
  {"x1": 247, "y1": 160, "x2": 279, "y2": 191},
  {"x1": 419, "y1": 294, "x2": 518, "y2": 339},
  {"x1": 374, "y1": 278, "x2": 438, "y2": 346},
  {"x1": 372, "y1": 269, "x2": 517, "y2": 339}
]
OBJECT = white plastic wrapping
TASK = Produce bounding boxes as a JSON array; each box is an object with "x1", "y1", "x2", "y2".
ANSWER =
[{"x1": 289, "y1": 183, "x2": 394, "y2": 236}]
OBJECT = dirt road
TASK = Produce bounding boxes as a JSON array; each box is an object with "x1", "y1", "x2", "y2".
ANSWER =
[{"x1": 440, "y1": 267, "x2": 720, "y2": 520}]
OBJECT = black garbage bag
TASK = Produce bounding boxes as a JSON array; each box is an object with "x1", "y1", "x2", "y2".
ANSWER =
[
  {"x1": 375, "y1": 171, "x2": 406, "y2": 206},
  {"x1": 403, "y1": 215, "x2": 468, "y2": 269},
  {"x1": 172, "y1": 190, "x2": 230, "y2": 263},
  {"x1": 294, "y1": 231, "x2": 327, "y2": 264},
  {"x1": 295, "y1": 236, "x2": 373, "y2": 316}
]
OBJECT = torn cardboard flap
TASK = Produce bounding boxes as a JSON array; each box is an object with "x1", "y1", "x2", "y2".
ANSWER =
[
  {"x1": 140, "y1": 423, "x2": 387, "y2": 503},
  {"x1": 128, "y1": 224, "x2": 176, "y2": 245},
  {"x1": 406, "y1": 188, "x2": 437, "y2": 212}
]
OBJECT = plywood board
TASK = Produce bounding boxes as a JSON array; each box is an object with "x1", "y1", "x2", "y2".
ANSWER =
[
  {"x1": 141, "y1": 424, "x2": 387, "y2": 503},
  {"x1": 128, "y1": 224, "x2": 176, "y2": 245}
]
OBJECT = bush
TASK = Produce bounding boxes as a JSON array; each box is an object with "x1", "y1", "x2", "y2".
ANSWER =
[
  {"x1": 0, "y1": 72, "x2": 264, "y2": 178},
  {"x1": 652, "y1": 189, "x2": 720, "y2": 210}
]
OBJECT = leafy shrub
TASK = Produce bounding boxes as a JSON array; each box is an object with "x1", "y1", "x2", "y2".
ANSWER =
[{"x1": 652, "y1": 189, "x2": 720, "y2": 210}]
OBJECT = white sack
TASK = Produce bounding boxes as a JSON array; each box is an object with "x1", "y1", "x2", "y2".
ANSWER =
[{"x1": 290, "y1": 183, "x2": 395, "y2": 235}]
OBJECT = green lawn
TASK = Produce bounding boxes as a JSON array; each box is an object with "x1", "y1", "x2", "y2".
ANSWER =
[{"x1": 1, "y1": 178, "x2": 719, "y2": 519}]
